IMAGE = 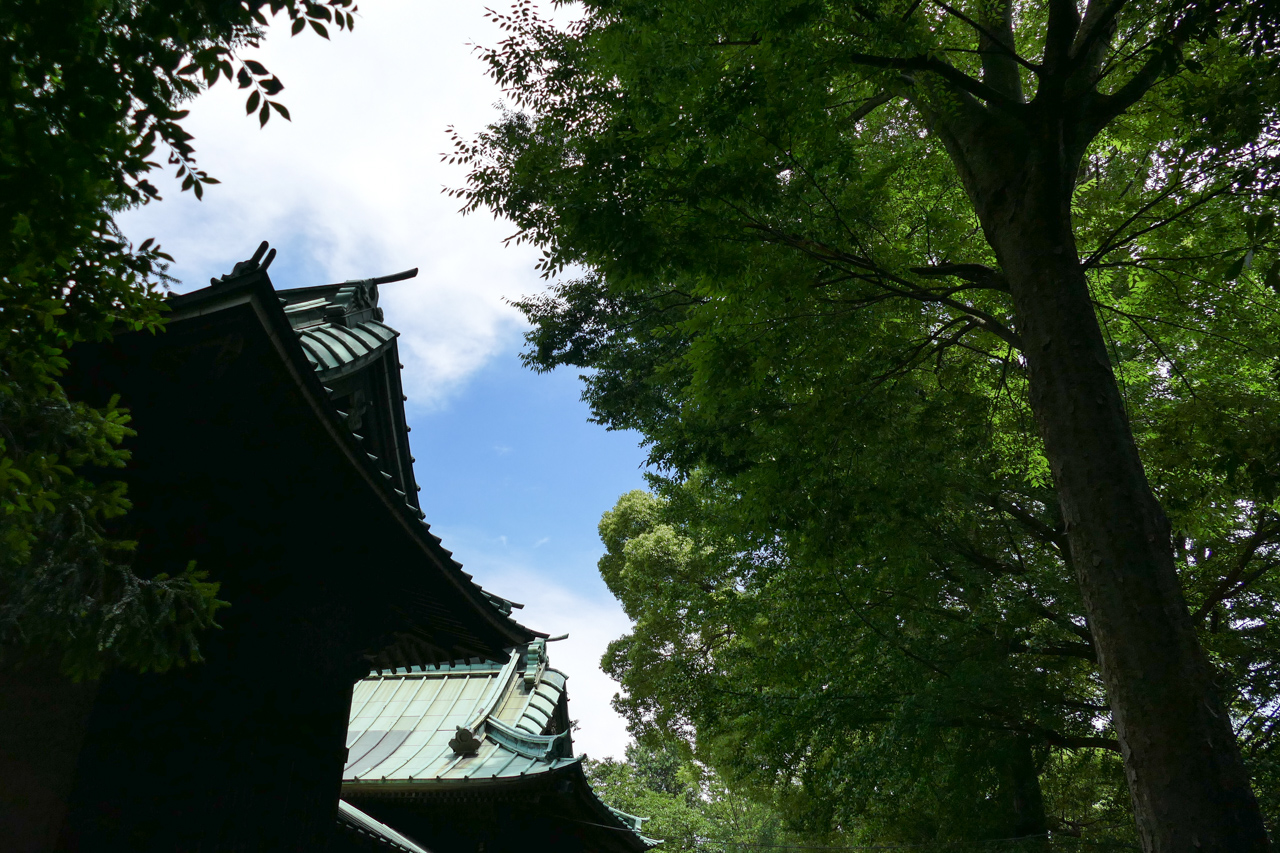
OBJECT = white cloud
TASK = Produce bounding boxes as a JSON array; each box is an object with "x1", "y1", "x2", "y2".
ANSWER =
[
  {"x1": 487, "y1": 564, "x2": 634, "y2": 760},
  {"x1": 116, "y1": 0, "x2": 547, "y2": 407}
]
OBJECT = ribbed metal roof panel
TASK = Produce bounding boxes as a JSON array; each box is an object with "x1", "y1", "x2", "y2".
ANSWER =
[
  {"x1": 295, "y1": 319, "x2": 399, "y2": 378},
  {"x1": 343, "y1": 644, "x2": 570, "y2": 786},
  {"x1": 341, "y1": 646, "x2": 656, "y2": 850}
]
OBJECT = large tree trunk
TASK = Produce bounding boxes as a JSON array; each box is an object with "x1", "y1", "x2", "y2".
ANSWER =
[
  {"x1": 999, "y1": 737, "x2": 1047, "y2": 841},
  {"x1": 968, "y1": 133, "x2": 1270, "y2": 851},
  {"x1": 0, "y1": 648, "x2": 100, "y2": 852}
]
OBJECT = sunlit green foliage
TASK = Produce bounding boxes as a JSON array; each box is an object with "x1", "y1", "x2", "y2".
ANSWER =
[
  {"x1": 587, "y1": 740, "x2": 805, "y2": 852},
  {"x1": 454, "y1": 0, "x2": 1280, "y2": 842}
]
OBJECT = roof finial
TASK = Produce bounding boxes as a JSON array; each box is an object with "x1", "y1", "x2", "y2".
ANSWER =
[{"x1": 210, "y1": 240, "x2": 277, "y2": 286}]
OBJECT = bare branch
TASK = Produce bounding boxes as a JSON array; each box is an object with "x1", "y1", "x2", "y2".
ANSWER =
[
  {"x1": 1082, "y1": 4, "x2": 1205, "y2": 134},
  {"x1": 1082, "y1": 183, "x2": 1229, "y2": 270},
  {"x1": 1012, "y1": 641, "x2": 1098, "y2": 662},
  {"x1": 1046, "y1": 733, "x2": 1122, "y2": 753},
  {"x1": 1091, "y1": 302, "x2": 1198, "y2": 397},
  {"x1": 991, "y1": 496, "x2": 1070, "y2": 557},
  {"x1": 787, "y1": 238, "x2": 1025, "y2": 350},
  {"x1": 1030, "y1": 601, "x2": 1095, "y2": 647},
  {"x1": 954, "y1": 540, "x2": 1026, "y2": 576},
  {"x1": 1192, "y1": 521, "x2": 1280, "y2": 621},
  {"x1": 843, "y1": 91, "x2": 895, "y2": 124}
]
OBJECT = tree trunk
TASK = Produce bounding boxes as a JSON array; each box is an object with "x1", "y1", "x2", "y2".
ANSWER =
[
  {"x1": 998, "y1": 737, "x2": 1047, "y2": 841},
  {"x1": 970, "y1": 138, "x2": 1270, "y2": 851},
  {"x1": 0, "y1": 647, "x2": 100, "y2": 852}
]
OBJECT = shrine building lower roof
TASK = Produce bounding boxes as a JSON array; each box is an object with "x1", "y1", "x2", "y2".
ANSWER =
[{"x1": 343, "y1": 640, "x2": 576, "y2": 786}]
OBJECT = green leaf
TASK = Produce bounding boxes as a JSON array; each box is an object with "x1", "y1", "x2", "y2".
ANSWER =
[
  {"x1": 269, "y1": 101, "x2": 291, "y2": 121},
  {"x1": 1258, "y1": 213, "x2": 1275, "y2": 239},
  {"x1": 1224, "y1": 253, "x2": 1248, "y2": 281},
  {"x1": 1265, "y1": 260, "x2": 1280, "y2": 292},
  {"x1": 245, "y1": 90, "x2": 261, "y2": 115}
]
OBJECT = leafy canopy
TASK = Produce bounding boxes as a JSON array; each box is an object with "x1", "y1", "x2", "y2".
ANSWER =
[
  {"x1": 586, "y1": 739, "x2": 807, "y2": 852},
  {"x1": 452, "y1": 0, "x2": 1280, "y2": 841}
]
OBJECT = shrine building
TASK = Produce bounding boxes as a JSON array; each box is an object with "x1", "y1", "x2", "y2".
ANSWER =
[
  {"x1": 339, "y1": 638, "x2": 656, "y2": 853},
  {"x1": 1, "y1": 243, "x2": 652, "y2": 853}
]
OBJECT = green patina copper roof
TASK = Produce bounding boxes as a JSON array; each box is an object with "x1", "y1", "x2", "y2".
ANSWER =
[
  {"x1": 282, "y1": 283, "x2": 400, "y2": 382},
  {"x1": 344, "y1": 639, "x2": 575, "y2": 785},
  {"x1": 296, "y1": 320, "x2": 398, "y2": 378},
  {"x1": 342, "y1": 640, "x2": 659, "y2": 849}
]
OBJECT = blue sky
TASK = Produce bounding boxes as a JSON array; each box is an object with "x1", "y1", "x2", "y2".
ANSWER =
[
  {"x1": 116, "y1": 0, "x2": 648, "y2": 758},
  {"x1": 410, "y1": 353, "x2": 648, "y2": 580}
]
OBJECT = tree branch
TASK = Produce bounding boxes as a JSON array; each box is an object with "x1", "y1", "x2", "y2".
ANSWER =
[
  {"x1": 1070, "y1": 0, "x2": 1128, "y2": 75},
  {"x1": 843, "y1": 91, "x2": 895, "y2": 124},
  {"x1": 989, "y1": 495, "x2": 1069, "y2": 556},
  {"x1": 1082, "y1": 182, "x2": 1229, "y2": 270},
  {"x1": 928, "y1": 0, "x2": 1038, "y2": 84},
  {"x1": 1082, "y1": 4, "x2": 1204, "y2": 134},
  {"x1": 846, "y1": 51, "x2": 1024, "y2": 115},
  {"x1": 743, "y1": 228, "x2": 1025, "y2": 350},
  {"x1": 910, "y1": 262, "x2": 1009, "y2": 291},
  {"x1": 953, "y1": 540, "x2": 1026, "y2": 576},
  {"x1": 1092, "y1": 302, "x2": 1198, "y2": 397},
  {"x1": 1043, "y1": 0, "x2": 1083, "y2": 75},
  {"x1": 861, "y1": 272, "x2": 1024, "y2": 350},
  {"x1": 1014, "y1": 641, "x2": 1099, "y2": 663},
  {"x1": 1031, "y1": 601, "x2": 1095, "y2": 648},
  {"x1": 1192, "y1": 523, "x2": 1280, "y2": 621}
]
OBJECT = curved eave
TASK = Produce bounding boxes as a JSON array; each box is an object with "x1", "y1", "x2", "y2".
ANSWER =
[
  {"x1": 566, "y1": 760, "x2": 660, "y2": 850},
  {"x1": 167, "y1": 270, "x2": 539, "y2": 656},
  {"x1": 338, "y1": 799, "x2": 433, "y2": 853},
  {"x1": 341, "y1": 756, "x2": 580, "y2": 794},
  {"x1": 297, "y1": 320, "x2": 400, "y2": 382},
  {"x1": 342, "y1": 760, "x2": 655, "y2": 851}
]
